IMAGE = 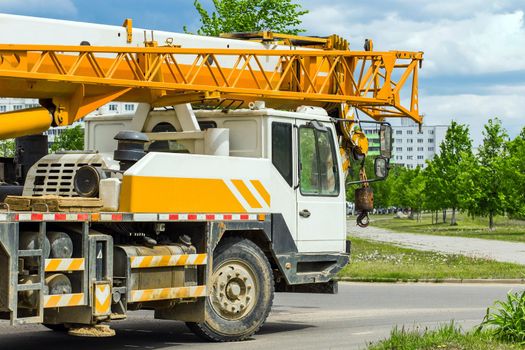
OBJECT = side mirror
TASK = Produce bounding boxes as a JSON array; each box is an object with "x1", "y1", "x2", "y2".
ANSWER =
[
  {"x1": 379, "y1": 124, "x2": 393, "y2": 158},
  {"x1": 374, "y1": 157, "x2": 389, "y2": 178}
]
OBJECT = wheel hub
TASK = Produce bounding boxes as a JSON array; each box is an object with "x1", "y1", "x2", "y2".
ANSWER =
[
  {"x1": 226, "y1": 282, "x2": 241, "y2": 300},
  {"x1": 210, "y1": 260, "x2": 257, "y2": 320}
]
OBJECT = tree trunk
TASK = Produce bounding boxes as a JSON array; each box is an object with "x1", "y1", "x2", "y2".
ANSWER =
[
  {"x1": 435, "y1": 211, "x2": 438, "y2": 224},
  {"x1": 489, "y1": 212, "x2": 495, "y2": 230},
  {"x1": 442, "y1": 209, "x2": 447, "y2": 224},
  {"x1": 451, "y1": 208, "x2": 457, "y2": 226}
]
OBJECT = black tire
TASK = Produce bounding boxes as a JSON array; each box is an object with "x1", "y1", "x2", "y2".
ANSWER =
[
  {"x1": 43, "y1": 323, "x2": 69, "y2": 332},
  {"x1": 187, "y1": 236, "x2": 274, "y2": 342}
]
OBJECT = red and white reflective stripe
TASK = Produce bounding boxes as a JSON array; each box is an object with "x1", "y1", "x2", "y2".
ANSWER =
[
  {"x1": 43, "y1": 213, "x2": 90, "y2": 221},
  {"x1": 132, "y1": 213, "x2": 158, "y2": 222},
  {"x1": 0, "y1": 212, "x2": 263, "y2": 223},
  {"x1": 100, "y1": 213, "x2": 123, "y2": 221},
  {"x1": 15, "y1": 213, "x2": 90, "y2": 222},
  {"x1": 17, "y1": 213, "x2": 44, "y2": 221},
  {"x1": 130, "y1": 254, "x2": 207, "y2": 269},
  {"x1": 158, "y1": 213, "x2": 258, "y2": 221},
  {"x1": 44, "y1": 293, "x2": 85, "y2": 308}
]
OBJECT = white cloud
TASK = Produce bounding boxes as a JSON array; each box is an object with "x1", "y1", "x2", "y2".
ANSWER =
[
  {"x1": 421, "y1": 93, "x2": 524, "y2": 145},
  {"x1": 409, "y1": 0, "x2": 517, "y2": 20},
  {"x1": 0, "y1": 0, "x2": 77, "y2": 16},
  {"x1": 300, "y1": 1, "x2": 525, "y2": 140},
  {"x1": 302, "y1": 6, "x2": 525, "y2": 77}
]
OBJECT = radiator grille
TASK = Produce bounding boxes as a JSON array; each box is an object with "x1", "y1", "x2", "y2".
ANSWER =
[{"x1": 23, "y1": 153, "x2": 111, "y2": 197}]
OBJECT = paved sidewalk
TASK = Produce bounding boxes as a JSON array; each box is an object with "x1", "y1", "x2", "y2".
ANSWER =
[{"x1": 348, "y1": 223, "x2": 525, "y2": 265}]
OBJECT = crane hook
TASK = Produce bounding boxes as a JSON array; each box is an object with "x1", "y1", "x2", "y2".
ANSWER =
[{"x1": 356, "y1": 211, "x2": 370, "y2": 228}]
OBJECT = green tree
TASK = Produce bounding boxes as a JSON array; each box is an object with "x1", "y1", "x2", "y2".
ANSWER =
[
  {"x1": 0, "y1": 139, "x2": 15, "y2": 157},
  {"x1": 504, "y1": 127, "x2": 525, "y2": 218},
  {"x1": 434, "y1": 121, "x2": 473, "y2": 225},
  {"x1": 389, "y1": 166, "x2": 415, "y2": 210},
  {"x1": 457, "y1": 152, "x2": 481, "y2": 220},
  {"x1": 186, "y1": 0, "x2": 308, "y2": 36},
  {"x1": 405, "y1": 167, "x2": 426, "y2": 221},
  {"x1": 51, "y1": 125, "x2": 84, "y2": 152},
  {"x1": 423, "y1": 157, "x2": 446, "y2": 224},
  {"x1": 465, "y1": 118, "x2": 509, "y2": 229}
]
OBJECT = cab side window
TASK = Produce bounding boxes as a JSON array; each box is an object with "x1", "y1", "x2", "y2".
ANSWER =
[
  {"x1": 299, "y1": 125, "x2": 339, "y2": 196},
  {"x1": 271, "y1": 122, "x2": 293, "y2": 186}
]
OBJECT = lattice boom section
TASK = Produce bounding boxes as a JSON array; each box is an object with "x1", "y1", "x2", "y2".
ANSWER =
[{"x1": 0, "y1": 45, "x2": 423, "y2": 123}]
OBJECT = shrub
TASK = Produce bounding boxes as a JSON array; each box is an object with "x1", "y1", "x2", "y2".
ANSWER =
[{"x1": 478, "y1": 290, "x2": 525, "y2": 344}]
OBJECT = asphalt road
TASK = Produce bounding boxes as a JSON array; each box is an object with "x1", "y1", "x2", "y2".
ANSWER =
[
  {"x1": 0, "y1": 283, "x2": 522, "y2": 350},
  {"x1": 349, "y1": 224, "x2": 525, "y2": 265}
]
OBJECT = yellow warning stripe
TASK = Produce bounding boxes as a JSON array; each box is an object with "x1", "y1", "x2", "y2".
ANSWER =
[
  {"x1": 45, "y1": 258, "x2": 85, "y2": 272},
  {"x1": 94, "y1": 284, "x2": 111, "y2": 316},
  {"x1": 250, "y1": 179, "x2": 271, "y2": 206},
  {"x1": 130, "y1": 286, "x2": 207, "y2": 302},
  {"x1": 232, "y1": 179, "x2": 262, "y2": 209},
  {"x1": 44, "y1": 293, "x2": 85, "y2": 308},
  {"x1": 129, "y1": 254, "x2": 207, "y2": 269}
]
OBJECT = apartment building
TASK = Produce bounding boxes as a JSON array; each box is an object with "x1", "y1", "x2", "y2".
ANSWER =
[{"x1": 363, "y1": 119, "x2": 448, "y2": 169}]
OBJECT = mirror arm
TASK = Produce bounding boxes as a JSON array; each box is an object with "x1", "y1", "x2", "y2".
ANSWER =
[{"x1": 346, "y1": 177, "x2": 386, "y2": 185}]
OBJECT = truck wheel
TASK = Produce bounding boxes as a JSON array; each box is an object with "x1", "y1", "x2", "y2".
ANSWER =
[{"x1": 187, "y1": 237, "x2": 274, "y2": 342}]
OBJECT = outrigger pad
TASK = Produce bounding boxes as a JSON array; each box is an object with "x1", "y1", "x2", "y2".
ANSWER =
[{"x1": 68, "y1": 324, "x2": 116, "y2": 337}]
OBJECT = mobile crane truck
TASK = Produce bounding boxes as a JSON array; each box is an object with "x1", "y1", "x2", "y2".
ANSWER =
[{"x1": 0, "y1": 14, "x2": 423, "y2": 341}]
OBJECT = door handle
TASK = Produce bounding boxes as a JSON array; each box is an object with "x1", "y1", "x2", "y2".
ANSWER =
[{"x1": 299, "y1": 209, "x2": 311, "y2": 218}]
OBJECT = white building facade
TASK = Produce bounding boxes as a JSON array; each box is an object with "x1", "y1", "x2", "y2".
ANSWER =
[
  {"x1": 362, "y1": 119, "x2": 448, "y2": 169},
  {"x1": 390, "y1": 119, "x2": 448, "y2": 169}
]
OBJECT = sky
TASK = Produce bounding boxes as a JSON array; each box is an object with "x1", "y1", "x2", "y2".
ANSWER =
[{"x1": 0, "y1": 0, "x2": 523, "y2": 144}]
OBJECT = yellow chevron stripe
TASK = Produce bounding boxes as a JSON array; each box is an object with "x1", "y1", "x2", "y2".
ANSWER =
[
  {"x1": 232, "y1": 179, "x2": 262, "y2": 209},
  {"x1": 94, "y1": 284, "x2": 111, "y2": 315},
  {"x1": 45, "y1": 295, "x2": 61, "y2": 308},
  {"x1": 130, "y1": 254, "x2": 207, "y2": 268},
  {"x1": 194, "y1": 254, "x2": 207, "y2": 265},
  {"x1": 45, "y1": 259, "x2": 61, "y2": 272},
  {"x1": 250, "y1": 179, "x2": 271, "y2": 206},
  {"x1": 45, "y1": 258, "x2": 85, "y2": 272},
  {"x1": 69, "y1": 293, "x2": 84, "y2": 306},
  {"x1": 130, "y1": 286, "x2": 207, "y2": 302},
  {"x1": 44, "y1": 293, "x2": 85, "y2": 308}
]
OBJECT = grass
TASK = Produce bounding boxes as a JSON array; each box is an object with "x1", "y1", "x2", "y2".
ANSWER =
[
  {"x1": 338, "y1": 236, "x2": 525, "y2": 281},
  {"x1": 369, "y1": 213, "x2": 525, "y2": 243},
  {"x1": 368, "y1": 322, "x2": 520, "y2": 350}
]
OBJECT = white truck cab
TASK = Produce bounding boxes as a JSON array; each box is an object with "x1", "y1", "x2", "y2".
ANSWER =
[{"x1": 84, "y1": 105, "x2": 347, "y2": 253}]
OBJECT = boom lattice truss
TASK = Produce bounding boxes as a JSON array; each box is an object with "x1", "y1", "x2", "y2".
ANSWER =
[{"x1": 0, "y1": 43, "x2": 423, "y2": 137}]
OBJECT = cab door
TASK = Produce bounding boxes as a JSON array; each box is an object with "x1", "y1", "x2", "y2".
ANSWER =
[{"x1": 295, "y1": 119, "x2": 346, "y2": 253}]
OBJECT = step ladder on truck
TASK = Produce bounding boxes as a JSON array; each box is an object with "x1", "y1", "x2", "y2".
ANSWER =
[{"x1": 0, "y1": 13, "x2": 423, "y2": 341}]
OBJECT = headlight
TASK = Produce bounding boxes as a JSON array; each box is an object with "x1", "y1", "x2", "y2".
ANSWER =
[{"x1": 74, "y1": 165, "x2": 102, "y2": 197}]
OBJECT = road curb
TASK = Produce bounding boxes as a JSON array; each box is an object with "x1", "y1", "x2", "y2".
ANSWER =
[{"x1": 336, "y1": 277, "x2": 525, "y2": 284}]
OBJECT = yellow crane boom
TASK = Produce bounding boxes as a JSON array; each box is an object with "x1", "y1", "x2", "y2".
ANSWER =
[{"x1": 0, "y1": 43, "x2": 422, "y2": 139}]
